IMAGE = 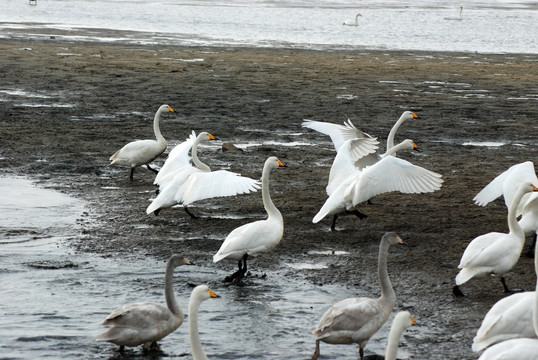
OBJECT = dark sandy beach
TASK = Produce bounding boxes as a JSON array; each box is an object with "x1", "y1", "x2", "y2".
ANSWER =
[{"x1": 0, "y1": 37, "x2": 537, "y2": 359}]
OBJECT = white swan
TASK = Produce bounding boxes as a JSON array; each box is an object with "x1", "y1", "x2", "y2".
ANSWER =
[
  {"x1": 213, "y1": 156, "x2": 285, "y2": 284},
  {"x1": 454, "y1": 182, "x2": 538, "y2": 296},
  {"x1": 474, "y1": 161, "x2": 538, "y2": 256},
  {"x1": 476, "y1": 240, "x2": 538, "y2": 359},
  {"x1": 343, "y1": 13, "x2": 362, "y2": 26},
  {"x1": 153, "y1": 131, "x2": 197, "y2": 189},
  {"x1": 108, "y1": 104, "x2": 173, "y2": 180},
  {"x1": 385, "y1": 311, "x2": 416, "y2": 360},
  {"x1": 188, "y1": 285, "x2": 219, "y2": 360},
  {"x1": 444, "y1": 6, "x2": 463, "y2": 21},
  {"x1": 310, "y1": 232, "x2": 404, "y2": 360},
  {"x1": 312, "y1": 139, "x2": 443, "y2": 227},
  {"x1": 146, "y1": 132, "x2": 260, "y2": 218},
  {"x1": 94, "y1": 255, "x2": 191, "y2": 350},
  {"x1": 303, "y1": 111, "x2": 421, "y2": 229}
]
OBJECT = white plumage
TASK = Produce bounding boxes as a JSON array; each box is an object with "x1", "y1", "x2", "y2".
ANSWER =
[{"x1": 108, "y1": 104, "x2": 173, "y2": 180}]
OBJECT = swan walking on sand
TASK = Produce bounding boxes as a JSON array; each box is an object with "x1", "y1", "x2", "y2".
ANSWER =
[
  {"x1": 213, "y1": 157, "x2": 285, "y2": 284},
  {"x1": 313, "y1": 139, "x2": 443, "y2": 228},
  {"x1": 343, "y1": 13, "x2": 362, "y2": 26},
  {"x1": 454, "y1": 182, "x2": 538, "y2": 296},
  {"x1": 444, "y1": 6, "x2": 463, "y2": 21},
  {"x1": 94, "y1": 255, "x2": 191, "y2": 351},
  {"x1": 385, "y1": 311, "x2": 416, "y2": 360},
  {"x1": 146, "y1": 132, "x2": 260, "y2": 218},
  {"x1": 476, "y1": 239, "x2": 538, "y2": 359},
  {"x1": 473, "y1": 161, "x2": 538, "y2": 257},
  {"x1": 108, "y1": 104, "x2": 173, "y2": 180},
  {"x1": 189, "y1": 285, "x2": 220, "y2": 360},
  {"x1": 310, "y1": 232, "x2": 404, "y2": 360}
]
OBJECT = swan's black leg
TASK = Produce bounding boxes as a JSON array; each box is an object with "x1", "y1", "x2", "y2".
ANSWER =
[
  {"x1": 224, "y1": 254, "x2": 248, "y2": 285},
  {"x1": 501, "y1": 277, "x2": 523, "y2": 293},
  {"x1": 118, "y1": 345, "x2": 125, "y2": 352},
  {"x1": 526, "y1": 235, "x2": 536, "y2": 258},
  {"x1": 347, "y1": 209, "x2": 368, "y2": 220},
  {"x1": 146, "y1": 164, "x2": 159, "y2": 174},
  {"x1": 239, "y1": 254, "x2": 249, "y2": 279},
  {"x1": 311, "y1": 340, "x2": 320, "y2": 360},
  {"x1": 452, "y1": 285, "x2": 465, "y2": 297},
  {"x1": 129, "y1": 167, "x2": 135, "y2": 180},
  {"x1": 154, "y1": 208, "x2": 161, "y2": 216},
  {"x1": 330, "y1": 214, "x2": 338, "y2": 232},
  {"x1": 359, "y1": 346, "x2": 364, "y2": 360},
  {"x1": 224, "y1": 257, "x2": 244, "y2": 283},
  {"x1": 184, "y1": 206, "x2": 198, "y2": 219}
]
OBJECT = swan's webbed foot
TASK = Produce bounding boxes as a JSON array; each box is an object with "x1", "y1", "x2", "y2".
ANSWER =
[
  {"x1": 223, "y1": 254, "x2": 248, "y2": 285},
  {"x1": 146, "y1": 164, "x2": 159, "y2": 174},
  {"x1": 347, "y1": 209, "x2": 367, "y2": 220},
  {"x1": 143, "y1": 341, "x2": 161, "y2": 352},
  {"x1": 184, "y1": 206, "x2": 199, "y2": 219},
  {"x1": 501, "y1": 277, "x2": 523, "y2": 293},
  {"x1": 452, "y1": 285, "x2": 465, "y2": 297},
  {"x1": 311, "y1": 340, "x2": 320, "y2": 360}
]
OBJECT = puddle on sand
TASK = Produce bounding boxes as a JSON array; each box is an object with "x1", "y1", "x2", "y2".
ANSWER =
[{"x1": 0, "y1": 176, "x2": 416, "y2": 359}]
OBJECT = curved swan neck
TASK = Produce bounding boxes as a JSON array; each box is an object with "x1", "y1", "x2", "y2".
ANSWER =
[
  {"x1": 191, "y1": 136, "x2": 211, "y2": 172},
  {"x1": 261, "y1": 164, "x2": 281, "y2": 220},
  {"x1": 385, "y1": 322, "x2": 404, "y2": 360},
  {"x1": 189, "y1": 297, "x2": 207, "y2": 360},
  {"x1": 164, "y1": 262, "x2": 182, "y2": 317},
  {"x1": 386, "y1": 114, "x2": 406, "y2": 151},
  {"x1": 507, "y1": 187, "x2": 527, "y2": 238},
  {"x1": 153, "y1": 108, "x2": 166, "y2": 144},
  {"x1": 383, "y1": 140, "x2": 408, "y2": 158},
  {"x1": 378, "y1": 239, "x2": 395, "y2": 301}
]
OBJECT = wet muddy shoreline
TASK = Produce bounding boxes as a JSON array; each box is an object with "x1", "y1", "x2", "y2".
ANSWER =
[{"x1": 1, "y1": 38, "x2": 537, "y2": 359}]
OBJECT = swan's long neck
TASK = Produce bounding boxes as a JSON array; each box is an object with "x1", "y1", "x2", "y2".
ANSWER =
[
  {"x1": 385, "y1": 320, "x2": 404, "y2": 360},
  {"x1": 189, "y1": 296, "x2": 207, "y2": 360},
  {"x1": 382, "y1": 141, "x2": 407, "y2": 158},
  {"x1": 191, "y1": 136, "x2": 211, "y2": 172},
  {"x1": 378, "y1": 239, "x2": 395, "y2": 302},
  {"x1": 507, "y1": 187, "x2": 527, "y2": 239},
  {"x1": 153, "y1": 108, "x2": 166, "y2": 144},
  {"x1": 386, "y1": 114, "x2": 406, "y2": 151},
  {"x1": 261, "y1": 165, "x2": 281, "y2": 221},
  {"x1": 164, "y1": 263, "x2": 183, "y2": 318}
]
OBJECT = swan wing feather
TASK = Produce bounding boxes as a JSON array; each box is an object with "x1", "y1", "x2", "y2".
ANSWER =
[
  {"x1": 154, "y1": 131, "x2": 196, "y2": 185},
  {"x1": 179, "y1": 170, "x2": 261, "y2": 206},
  {"x1": 302, "y1": 119, "x2": 372, "y2": 151},
  {"x1": 346, "y1": 156, "x2": 443, "y2": 205}
]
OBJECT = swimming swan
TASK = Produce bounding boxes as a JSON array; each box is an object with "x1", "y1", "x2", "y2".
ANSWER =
[
  {"x1": 146, "y1": 132, "x2": 260, "y2": 218},
  {"x1": 473, "y1": 161, "x2": 538, "y2": 256},
  {"x1": 108, "y1": 104, "x2": 173, "y2": 180},
  {"x1": 476, "y1": 241, "x2": 538, "y2": 359},
  {"x1": 385, "y1": 311, "x2": 416, "y2": 360},
  {"x1": 444, "y1": 6, "x2": 463, "y2": 21},
  {"x1": 213, "y1": 157, "x2": 285, "y2": 284},
  {"x1": 94, "y1": 255, "x2": 191, "y2": 350},
  {"x1": 454, "y1": 182, "x2": 538, "y2": 296},
  {"x1": 189, "y1": 285, "x2": 220, "y2": 360},
  {"x1": 310, "y1": 232, "x2": 404, "y2": 360},
  {"x1": 343, "y1": 13, "x2": 362, "y2": 26}
]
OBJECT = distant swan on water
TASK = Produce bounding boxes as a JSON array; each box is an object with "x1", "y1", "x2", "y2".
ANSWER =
[
  {"x1": 444, "y1": 6, "x2": 463, "y2": 20},
  {"x1": 343, "y1": 13, "x2": 362, "y2": 26}
]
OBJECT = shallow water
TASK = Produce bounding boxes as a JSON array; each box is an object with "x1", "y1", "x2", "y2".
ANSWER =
[
  {"x1": 1, "y1": 0, "x2": 537, "y2": 53},
  {"x1": 0, "y1": 177, "x2": 417, "y2": 359}
]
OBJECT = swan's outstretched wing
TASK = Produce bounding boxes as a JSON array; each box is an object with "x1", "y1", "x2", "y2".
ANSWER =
[
  {"x1": 473, "y1": 161, "x2": 536, "y2": 207},
  {"x1": 345, "y1": 156, "x2": 443, "y2": 205},
  {"x1": 178, "y1": 170, "x2": 261, "y2": 206},
  {"x1": 327, "y1": 138, "x2": 378, "y2": 195},
  {"x1": 472, "y1": 291, "x2": 535, "y2": 352},
  {"x1": 302, "y1": 119, "x2": 372, "y2": 151},
  {"x1": 154, "y1": 131, "x2": 196, "y2": 186}
]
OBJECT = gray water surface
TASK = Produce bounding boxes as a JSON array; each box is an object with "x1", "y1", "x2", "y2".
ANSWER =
[{"x1": 0, "y1": 177, "x2": 410, "y2": 359}]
